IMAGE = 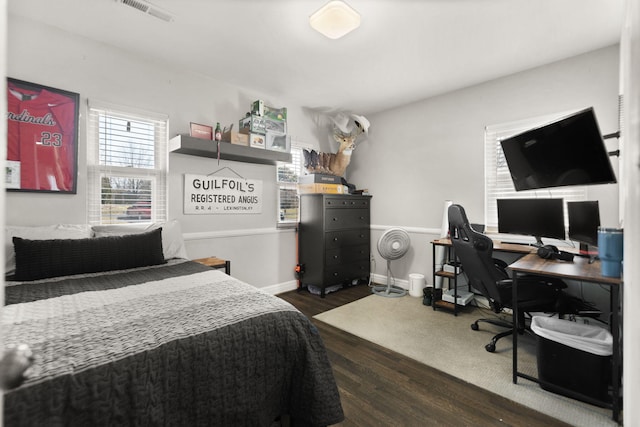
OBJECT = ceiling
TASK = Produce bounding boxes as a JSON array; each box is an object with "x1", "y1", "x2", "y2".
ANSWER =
[{"x1": 8, "y1": 0, "x2": 625, "y2": 115}]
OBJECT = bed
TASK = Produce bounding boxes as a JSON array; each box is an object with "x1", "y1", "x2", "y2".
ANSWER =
[{"x1": 2, "y1": 222, "x2": 344, "y2": 426}]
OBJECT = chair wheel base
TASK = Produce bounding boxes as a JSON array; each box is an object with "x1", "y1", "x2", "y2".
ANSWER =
[
  {"x1": 485, "y1": 343, "x2": 496, "y2": 352},
  {"x1": 471, "y1": 322, "x2": 479, "y2": 331}
]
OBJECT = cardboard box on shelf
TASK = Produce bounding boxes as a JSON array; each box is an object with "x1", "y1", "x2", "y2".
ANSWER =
[
  {"x1": 265, "y1": 118, "x2": 286, "y2": 134},
  {"x1": 298, "y1": 183, "x2": 349, "y2": 194},
  {"x1": 443, "y1": 262, "x2": 462, "y2": 274},
  {"x1": 265, "y1": 132, "x2": 290, "y2": 152},
  {"x1": 265, "y1": 105, "x2": 287, "y2": 121},
  {"x1": 239, "y1": 115, "x2": 266, "y2": 134},
  {"x1": 249, "y1": 133, "x2": 266, "y2": 149},
  {"x1": 442, "y1": 289, "x2": 475, "y2": 306},
  {"x1": 221, "y1": 130, "x2": 249, "y2": 146},
  {"x1": 251, "y1": 99, "x2": 264, "y2": 116},
  {"x1": 298, "y1": 173, "x2": 343, "y2": 185}
]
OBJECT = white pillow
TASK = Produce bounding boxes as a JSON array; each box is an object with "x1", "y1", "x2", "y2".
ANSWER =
[
  {"x1": 91, "y1": 219, "x2": 188, "y2": 260},
  {"x1": 5, "y1": 224, "x2": 92, "y2": 276}
]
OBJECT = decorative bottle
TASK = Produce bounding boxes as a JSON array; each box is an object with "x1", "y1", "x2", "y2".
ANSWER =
[{"x1": 214, "y1": 122, "x2": 222, "y2": 142}]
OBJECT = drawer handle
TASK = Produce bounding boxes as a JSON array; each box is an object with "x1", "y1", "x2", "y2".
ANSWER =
[
  {"x1": 332, "y1": 218, "x2": 338, "y2": 221},
  {"x1": 333, "y1": 255, "x2": 339, "y2": 259},
  {"x1": 333, "y1": 237, "x2": 339, "y2": 242},
  {"x1": 333, "y1": 272, "x2": 339, "y2": 277}
]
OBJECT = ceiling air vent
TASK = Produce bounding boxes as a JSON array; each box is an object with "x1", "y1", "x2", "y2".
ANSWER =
[{"x1": 116, "y1": 0, "x2": 174, "y2": 22}]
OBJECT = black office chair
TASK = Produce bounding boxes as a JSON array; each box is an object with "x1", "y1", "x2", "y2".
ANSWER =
[{"x1": 447, "y1": 204, "x2": 567, "y2": 352}]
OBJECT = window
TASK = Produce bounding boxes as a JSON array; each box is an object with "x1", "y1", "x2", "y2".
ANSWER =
[
  {"x1": 484, "y1": 112, "x2": 586, "y2": 233},
  {"x1": 87, "y1": 101, "x2": 168, "y2": 225},
  {"x1": 277, "y1": 140, "x2": 312, "y2": 226}
]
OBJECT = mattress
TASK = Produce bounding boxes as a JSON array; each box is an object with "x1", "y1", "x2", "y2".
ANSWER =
[{"x1": 3, "y1": 260, "x2": 344, "y2": 426}]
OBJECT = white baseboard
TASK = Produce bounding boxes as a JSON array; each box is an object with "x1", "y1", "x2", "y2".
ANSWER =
[
  {"x1": 267, "y1": 275, "x2": 407, "y2": 296},
  {"x1": 371, "y1": 273, "x2": 410, "y2": 290},
  {"x1": 265, "y1": 280, "x2": 298, "y2": 295},
  {"x1": 267, "y1": 274, "x2": 419, "y2": 296}
]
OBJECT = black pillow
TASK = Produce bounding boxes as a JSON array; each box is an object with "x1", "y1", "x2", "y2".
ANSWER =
[{"x1": 13, "y1": 228, "x2": 166, "y2": 281}]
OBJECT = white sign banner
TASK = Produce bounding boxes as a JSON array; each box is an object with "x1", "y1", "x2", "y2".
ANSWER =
[{"x1": 183, "y1": 173, "x2": 263, "y2": 214}]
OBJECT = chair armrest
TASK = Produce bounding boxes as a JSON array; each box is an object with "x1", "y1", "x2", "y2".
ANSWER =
[{"x1": 493, "y1": 258, "x2": 509, "y2": 270}]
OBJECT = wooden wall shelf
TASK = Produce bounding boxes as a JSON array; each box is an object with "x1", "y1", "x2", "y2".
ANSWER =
[{"x1": 169, "y1": 134, "x2": 292, "y2": 165}]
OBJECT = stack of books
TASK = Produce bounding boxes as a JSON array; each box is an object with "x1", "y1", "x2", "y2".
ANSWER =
[{"x1": 298, "y1": 174, "x2": 348, "y2": 194}]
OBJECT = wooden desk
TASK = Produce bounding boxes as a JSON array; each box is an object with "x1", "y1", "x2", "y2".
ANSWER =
[
  {"x1": 192, "y1": 257, "x2": 231, "y2": 275},
  {"x1": 510, "y1": 253, "x2": 622, "y2": 422},
  {"x1": 432, "y1": 238, "x2": 538, "y2": 254},
  {"x1": 431, "y1": 238, "x2": 537, "y2": 315}
]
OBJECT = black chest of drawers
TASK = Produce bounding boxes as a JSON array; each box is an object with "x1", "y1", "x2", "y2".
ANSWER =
[{"x1": 298, "y1": 194, "x2": 371, "y2": 297}]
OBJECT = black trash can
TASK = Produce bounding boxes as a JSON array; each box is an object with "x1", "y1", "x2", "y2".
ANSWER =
[
  {"x1": 423, "y1": 287, "x2": 433, "y2": 306},
  {"x1": 531, "y1": 316, "x2": 612, "y2": 403}
]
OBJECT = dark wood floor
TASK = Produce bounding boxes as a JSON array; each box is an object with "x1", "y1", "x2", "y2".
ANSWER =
[{"x1": 278, "y1": 284, "x2": 571, "y2": 427}]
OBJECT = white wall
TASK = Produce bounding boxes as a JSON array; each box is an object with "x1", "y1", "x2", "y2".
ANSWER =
[
  {"x1": 6, "y1": 15, "x2": 325, "y2": 289},
  {"x1": 350, "y1": 45, "x2": 621, "y2": 287},
  {"x1": 621, "y1": 0, "x2": 639, "y2": 423},
  {"x1": 1, "y1": 0, "x2": 8, "y2": 421},
  {"x1": 6, "y1": 15, "x2": 621, "y2": 294}
]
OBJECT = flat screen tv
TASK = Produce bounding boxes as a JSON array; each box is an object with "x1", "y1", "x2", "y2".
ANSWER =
[
  {"x1": 500, "y1": 107, "x2": 617, "y2": 191},
  {"x1": 497, "y1": 198, "x2": 565, "y2": 246},
  {"x1": 567, "y1": 201, "x2": 600, "y2": 255}
]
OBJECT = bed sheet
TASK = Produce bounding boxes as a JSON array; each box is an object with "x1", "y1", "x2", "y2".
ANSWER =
[{"x1": 3, "y1": 261, "x2": 344, "y2": 426}]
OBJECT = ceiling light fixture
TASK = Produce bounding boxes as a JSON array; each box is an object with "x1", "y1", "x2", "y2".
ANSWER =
[
  {"x1": 116, "y1": 0, "x2": 174, "y2": 22},
  {"x1": 309, "y1": 1, "x2": 361, "y2": 40}
]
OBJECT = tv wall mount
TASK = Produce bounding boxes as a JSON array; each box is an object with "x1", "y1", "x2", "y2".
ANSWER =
[{"x1": 603, "y1": 131, "x2": 620, "y2": 157}]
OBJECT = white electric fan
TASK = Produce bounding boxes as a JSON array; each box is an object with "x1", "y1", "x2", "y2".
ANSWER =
[{"x1": 372, "y1": 228, "x2": 411, "y2": 297}]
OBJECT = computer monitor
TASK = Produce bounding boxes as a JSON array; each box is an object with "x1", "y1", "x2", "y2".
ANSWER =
[
  {"x1": 499, "y1": 107, "x2": 617, "y2": 191},
  {"x1": 567, "y1": 201, "x2": 600, "y2": 255},
  {"x1": 497, "y1": 198, "x2": 565, "y2": 246}
]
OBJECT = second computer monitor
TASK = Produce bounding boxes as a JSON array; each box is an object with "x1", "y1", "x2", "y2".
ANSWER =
[
  {"x1": 567, "y1": 200, "x2": 600, "y2": 248},
  {"x1": 497, "y1": 198, "x2": 565, "y2": 246}
]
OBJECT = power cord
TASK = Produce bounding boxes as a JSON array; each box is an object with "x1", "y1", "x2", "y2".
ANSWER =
[{"x1": 368, "y1": 253, "x2": 376, "y2": 288}]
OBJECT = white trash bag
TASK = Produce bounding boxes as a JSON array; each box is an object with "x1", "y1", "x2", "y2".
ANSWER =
[{"x1": 531, "y1": 316, "x2": 613, "y2": 356}]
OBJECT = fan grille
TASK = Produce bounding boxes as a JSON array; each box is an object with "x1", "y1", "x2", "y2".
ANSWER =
[{"x1": 377, "y1": 228, "x2": 410, "y2": 260}]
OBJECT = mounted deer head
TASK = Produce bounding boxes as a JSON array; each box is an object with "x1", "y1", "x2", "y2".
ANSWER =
[
  {"x1": 303, "y1": 133, "x2": 356, "y2": 177},
  {"x1": 302, "y1": 112, "x2": 370, "y2": 177}
]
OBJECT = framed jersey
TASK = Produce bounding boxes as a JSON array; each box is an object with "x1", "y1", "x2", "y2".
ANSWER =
[{"x1": 6, "y1": 78, "x2": 79, "y2": 194}]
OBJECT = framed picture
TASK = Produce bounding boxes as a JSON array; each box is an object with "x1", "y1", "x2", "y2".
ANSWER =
[
  {"x1": 6, "y1": 78, "x2": 79, "y2": 194},
  {"x1": 190, "y1": 122, "x2": 213, "y2": 140}
]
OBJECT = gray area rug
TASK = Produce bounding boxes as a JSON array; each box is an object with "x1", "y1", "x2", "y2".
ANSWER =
[{"x1": 314, "y1": 294, "x2": 615, "y2": 427}]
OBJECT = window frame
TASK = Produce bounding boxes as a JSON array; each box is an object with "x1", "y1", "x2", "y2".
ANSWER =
[
  {"x1": 87, "y1": 101, "x2": 169, "y2": 225},
  {"x1": 277, "y1": 139, "x2": 313, "y2": 228}
]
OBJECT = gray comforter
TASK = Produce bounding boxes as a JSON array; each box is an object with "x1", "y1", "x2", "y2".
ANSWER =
[{"x1": 3, "y1": 261, "x2": 344, "y2": 426}]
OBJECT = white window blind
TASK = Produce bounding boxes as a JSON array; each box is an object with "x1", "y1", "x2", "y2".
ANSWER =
[
  {"x1": 87, "y1": 101, "x2": 168, "y2": 225},
  {"x1": 484, "y1": 111, "x2": 586, "y2": 234},
  {"x1": 277, "y1": 140, "x2": 312, "y2": 226}
]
